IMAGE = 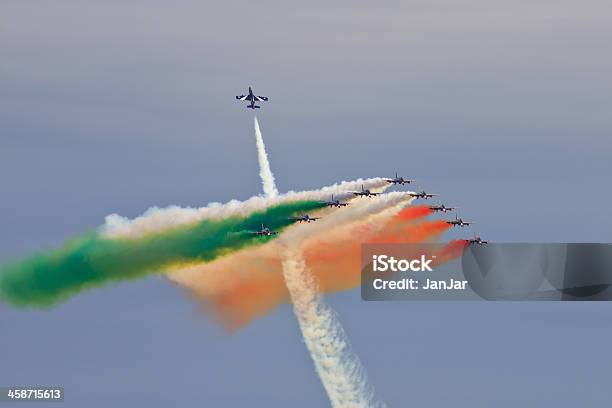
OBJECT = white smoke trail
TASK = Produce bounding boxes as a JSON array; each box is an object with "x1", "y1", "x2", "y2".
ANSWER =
[
  {"x1": 254, "y1": 116, "x2": 279, "y2": 198},
  {"x1": 100, "y1": 178, "x2": 389, "y2": 239},
  {"x1": 270, "y1": 194, "x2": 410, "y2": 407},
  {"x1": 280, "y1": 245, "x2": 384, "y2": 408}
]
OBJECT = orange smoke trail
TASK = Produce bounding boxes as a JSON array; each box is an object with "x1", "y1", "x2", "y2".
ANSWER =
[
  {"x1": 209, "y1": 270, "x2": 289, "y2": 330},
  {"x1": 172, "y1": 212, "x2": 462, "y2": 331},
  {"x1": 171, "y1": 248, "x2": 287, "y2": 331}
]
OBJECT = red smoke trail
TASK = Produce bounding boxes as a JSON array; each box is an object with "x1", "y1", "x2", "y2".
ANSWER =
[
  {"x1": 369, "y1": 220, "x2": 451, "y2": 244},
  {"x1": 375, "y1": 205, "x2": 433, "y2": 237},
  {"x1": 433, "y1": 239, "x2": 470, "y2": 265},
  {"x1": 395, "y1": 205, "x2": 433, "y2": 221}
]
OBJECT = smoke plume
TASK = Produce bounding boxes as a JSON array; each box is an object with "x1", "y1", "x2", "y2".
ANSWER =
[
  {"x1": 280, "y1": 245, "x2": 384, "y2": 408},
  {"x1": 254, "y1": 116, "x2": 279, "y2": 198}
]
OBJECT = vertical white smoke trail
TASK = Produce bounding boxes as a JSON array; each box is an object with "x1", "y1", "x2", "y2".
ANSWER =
[
  {"x1": 255, "y1": 114, "x2": 381, "y2": 406},
  {"x1": 254, "y1": 116, "x2": 279, "y2": 198},
  {"x1": 280, "y1": 245, "x2": 384, "y2": 408}
]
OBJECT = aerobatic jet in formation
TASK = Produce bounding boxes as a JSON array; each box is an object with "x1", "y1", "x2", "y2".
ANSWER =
[
  {"x1": 408, "y1": 190, "x2": 439, "y2": 200},
  {"x1": 236, "y1": 86, "x2": 269, "y2": 109},
  {"x1": 320, "y1": 194, "x2": 349, "y2": 208},
  {"x1": 289, "y1": 213, "x2": 320, "y2": 223},
  {"x1": 248, "y1": 224, "x2": 277, "y2": 236},
  {"x1": 351, "y1": 185, "x2": 381, "y2": 198},
  {"x1": 445, "y1": 215, "x2": 473, "y2": 228},
  {"x1": 385, "y1": 172, "x2": 416, "y2": 185},
  {"x1": 467, "y1": 235, "x2": 489, "y2": 245},
  {"x1": 429, "y1": 204, "x2": 457, "y2": 213}
]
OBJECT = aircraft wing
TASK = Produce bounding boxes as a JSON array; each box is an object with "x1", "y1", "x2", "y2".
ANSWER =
[
  {"x1": 255, "y1": 95, "x2": 268, "y2": 102},
  {"x1": 236, "y1": 95, "x2": 250, "y2": 101}
]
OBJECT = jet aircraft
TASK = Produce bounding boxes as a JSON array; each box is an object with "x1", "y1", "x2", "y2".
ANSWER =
[
  {"x1": 467, "y1": 235, "x2": 489, "y2": 245},
  {"x1": 408, "y1": 190, "x2": 439, "y2": 200},
  {"x1": 429, "y1": 204, "x2": 457, "y2": 213},
  {"x1": 236, "y1": 86, "x2": 269, "y2": 109},
  {"x1": 289, "y1": 213, "x2": 320, "y2": 223},
  {"x1": 248, "y1": 224, "x2": 277, "y2": 236},
  {"x1": 446, "y1": 215, "x2": 473, "y2": 228},
  {"x1": 385, "y1": 172, "x2": 415, "y2": 185},
  {"x1": 320, "y1": 194, "x2": 349, "y2": 208},
  {"x1": 351, "y1": 185, "x2": 380, "y2": 198}
]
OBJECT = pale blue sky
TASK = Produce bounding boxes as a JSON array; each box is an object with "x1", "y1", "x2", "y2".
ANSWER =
[{"x1": 1, "y1": 1, "x2": 612, "y2": 406}]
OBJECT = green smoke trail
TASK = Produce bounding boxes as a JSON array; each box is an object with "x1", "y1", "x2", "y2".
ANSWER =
[{"x1": 0, "y1": 200, "x2": 325, "y2": 307}]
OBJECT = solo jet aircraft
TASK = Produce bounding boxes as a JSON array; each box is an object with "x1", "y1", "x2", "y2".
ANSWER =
[{"x1": 236, "y1": 86, "x2": 269, "y2": 109}]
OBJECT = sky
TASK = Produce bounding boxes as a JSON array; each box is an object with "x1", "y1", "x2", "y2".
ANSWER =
[{"x1": 1, "y1": 1, "x2": 612, "y2": 406}]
